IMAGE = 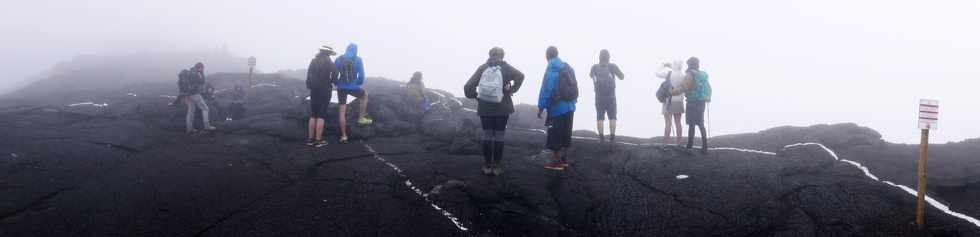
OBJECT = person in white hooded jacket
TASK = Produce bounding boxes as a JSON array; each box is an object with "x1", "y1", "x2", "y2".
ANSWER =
[{"x1": 656, "y1": 59, "x2": 685, "y2": 145}]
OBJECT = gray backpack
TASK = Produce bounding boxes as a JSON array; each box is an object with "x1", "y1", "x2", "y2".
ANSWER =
[{"x1": 477, "y1": 65, "x2": 504, "y2": 103}]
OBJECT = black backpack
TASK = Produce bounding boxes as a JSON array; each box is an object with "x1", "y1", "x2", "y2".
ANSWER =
[
  {"x1": 337, "y1": 57, "x2": 356, "y2": 84},
  {"x1": 656, "y1": 71, "x2": 672, "y2": 103},
  {"x1": 555, "y1": 63, "x2": 579, "y2": 101},
  {"x1": 177, "y1": 69, "x2": 192, "y2": 94},
  {"x1": 593, "y1": 64, "x2": 616, "y2": 96}
]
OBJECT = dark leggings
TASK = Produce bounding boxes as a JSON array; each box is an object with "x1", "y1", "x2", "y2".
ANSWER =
[
  {"x1": 687, "y1": 124, "x2": 708, "y2": 149},
  {"x1": 480, "y1": 116, "x2": 509, "y2": 165}
]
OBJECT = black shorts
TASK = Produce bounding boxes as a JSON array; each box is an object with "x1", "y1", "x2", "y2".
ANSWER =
[
  {"x1": 310, "y1": 90, "x2": 332, "y2": 119},
  {"x1": 595, "y1": 96, "x2": 617, "y2": 120},
  {"x1": 686, "y1": 100, "x2": 706, "y2": 126},
  {"x1": 337, "y1": 88, "x2": 366, "y2": 105},
  {"x1": 546, "y1": 112, "x2": 574, "y2": 151},
  {"x1": 480, "y1": 116, "x2": 509, "y2": 131}
]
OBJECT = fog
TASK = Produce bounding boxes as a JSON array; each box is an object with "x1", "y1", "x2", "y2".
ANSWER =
[{"x1": 1, "y1": 0, "x2": 978, "y2": 144}]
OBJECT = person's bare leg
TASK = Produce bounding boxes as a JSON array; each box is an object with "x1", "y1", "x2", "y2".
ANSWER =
[
  {"x1": 315, "y1": 118, "x2": 325, "y2": 141},
  {"x1": 663, "y1": 114, "x2": 672, "y2": 144},
  {"x1": 596, "y1": 120, "x2": 604, "y2": 140},
  {"x1": 339, "y1": 104, "x2": 348, "y2": 138},
  {"x1": 358, "y1": 92, "x2": 369, "y2": 120},
  {"x1": 610, "y1": 120, "x2": 617, "y2": 139},
  {"x1": 307, "y1": 118, "x2": 316, "y2": 140},
  {"x1": 674, "y1": 114, "x2": 684, "y2": 145}
]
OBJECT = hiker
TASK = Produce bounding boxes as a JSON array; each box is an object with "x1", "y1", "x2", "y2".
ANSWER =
[
  {"x1": 537, "y1": 46, "x2": 577, "y2": 171},
  {"x1": 406, "y1": 71, "x2": 430, "y2": 111},
  {"x1": 589, "y1": 49, "x2": 625, "y2": 143},
  {"x1": 464, "y1": 47, "x2": 525, "y2": 176},
  {"x1": 182, "y1": 62, "x2": 216, "y2": 133},
  {"x1": 656, "y1": 59, "x2": 685, "y2": 145},
  {"x1": 335, "y1": 43, "x2": 373, "y2": 144},
  {"x1": 229, "y1": 85, "x2": 246, "y2": 120},
  {"x1": 306, "y1": 45, "x2": 339, "y2": 147},
  {"x1": 672, "y1": 57, "x2": 712, "y2": 153}
]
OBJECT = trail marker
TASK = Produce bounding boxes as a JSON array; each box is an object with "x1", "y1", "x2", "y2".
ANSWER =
[{"x1": 916, "y1": 99, "x2": 938, "y2": 229}]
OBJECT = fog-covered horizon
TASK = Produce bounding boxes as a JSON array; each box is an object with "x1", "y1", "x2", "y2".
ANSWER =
[{"x1": 2, "y1": 0, "x2": 978, "y2": 144}]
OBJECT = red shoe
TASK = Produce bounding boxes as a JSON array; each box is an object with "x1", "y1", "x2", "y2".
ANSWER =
[
  {"x1": 558, "y1": 160, "x2": 570, "y2": 168},
  {"x1": 544, "y1": 162, "x2": 566, "y2": 171}
]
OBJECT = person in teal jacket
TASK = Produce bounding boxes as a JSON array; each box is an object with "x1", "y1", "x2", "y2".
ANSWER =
[
  {"x1": 537, "y1": 46, "x2": 576, "y2": 171},
  {"x1": 673, "y1": 56, "x2": 712, "y2": 153}
]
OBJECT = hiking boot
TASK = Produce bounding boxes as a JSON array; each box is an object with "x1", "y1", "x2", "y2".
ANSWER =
[
  {"x1": 558, "y1": 160, "x2": 570, "y2": 168},
  {"x1": 305, "y1": 138, "x2": 316, "y2": 146},
  {"x1": 481, "y1": 166, "x2": 493, "y2": 176},
  {"x1": 339, "y1": 136, "x2": 350, "y2": 144},
  {"x1": 314, "y1": 139, "x2": 328, "y2": 148},
  {"x1": 491, "y1": 164, "x2": 504, "y2": 176},
  {"x1": 544, "y1": 162, "x2": 566, "y2": 171},
  {"x1": 610, "y1": 134, "x2": 616, "y2": 143},
  {"x1": 357, "y1": 117, "x2": 374, "y2": 126}
]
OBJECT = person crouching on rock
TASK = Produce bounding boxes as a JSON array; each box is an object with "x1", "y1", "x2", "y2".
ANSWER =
[
  {"x1": 306, "y1": 45, "x2": 339, "y2": 148},
  {"x1": 335, "y1": 43, "x2": 373, "y2": 144},
  {"x1": 406, "y1": 71, "x2": 430, "y2": 111},
  {"x1": 185, "y1": 62, "x2": 216, "y2": 133},
  {"x1": 671, "y1": 57, "x2": 712, "y2": 153},
  {"x1": 538, "y1": 46, "x2": 577, "y2": 171},
  {"x1": 464, "y1": 47, "x2": 525, "y2": 176}
]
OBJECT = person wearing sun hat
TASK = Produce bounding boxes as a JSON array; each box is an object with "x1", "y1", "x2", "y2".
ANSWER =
[{"x1": 305, "y1": 45, "x2": 339, "y2": 147}]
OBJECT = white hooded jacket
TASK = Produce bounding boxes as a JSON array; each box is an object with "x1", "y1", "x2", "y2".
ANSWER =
[{"x1": 655, "y1": 59, "x2": 686, "y2": 103}]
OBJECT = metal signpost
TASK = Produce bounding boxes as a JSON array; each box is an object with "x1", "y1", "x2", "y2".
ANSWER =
[
  {"x1": 916, "y1": 99, "x2": 939, "y2": 229},
  {"x1": 248, "y1": 56, "x2": 257, "y2": 88}
]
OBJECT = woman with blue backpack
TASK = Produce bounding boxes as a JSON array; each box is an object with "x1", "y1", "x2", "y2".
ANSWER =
[{"x1": 464, "y1": 47, "x2": 525, "y2": 176}]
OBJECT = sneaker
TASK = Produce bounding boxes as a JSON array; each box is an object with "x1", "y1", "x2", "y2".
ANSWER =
[
  {"x1": 338, "y1": 136, "x2": 350, "y2": 144},
  {"x1": 357, "y1": 117, "x2": 374, "y2": 126},
  {"x1": 481, "y1": 166, "x2": 493, "y2": 176},
  {"x1": 204, "y1": 125, "x2": 217, "y2": 131},
  {"x1": 558, "y1": 161, "x2": 570, "y2": 168},
  {"x1": 305, "y1": 139, "x2": 316, "y2": 146},
  {"x1": 610, "y1": 134, "x2": 616, "y2": 143},
  {"x1": 492, "y1": 165, "x2": 504, "y2": 176},
  {"x1": 314, "y1": 140, "x2": 328, "y2": 148},
  {"x1": 544, "y1": 162, "x2": 566, "y2": 171}
]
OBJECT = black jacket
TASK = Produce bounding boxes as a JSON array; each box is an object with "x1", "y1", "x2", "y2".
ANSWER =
[
  {"x1": 306, "y1": 54, "x2": 338, "y2": 93},
  {"x1": 187, "y1": 69, "x2": 206, "y2": 95},
  {"x1": 464, "y1": 59, "x2": 525, "y2": 116}
]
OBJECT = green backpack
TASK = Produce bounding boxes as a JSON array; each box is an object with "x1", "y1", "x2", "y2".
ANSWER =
[{"x1": 686, "y1": 70, "x2": 712, "y2": 101}]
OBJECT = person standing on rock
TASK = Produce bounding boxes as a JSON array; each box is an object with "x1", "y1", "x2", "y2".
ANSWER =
[
  {"x1": 538, "y1": 46, "x2": 577, "y2": 171},
  {"x1": 335, "y1": 43, "x2": 373, "y2": 144},
  {"x1": 464, "y1": 47, "x2": 525, "y2": 176},
  {"x1": 589, "y1": 49, "x2": 625, "y2": 143},
  {"x1": 306, "y1": 45, "x2": 339, "y2": 147},
  {"x1": 406, "y1": 71, "x2": 430, "y2": 111},
  {"x1": 657, "y1": 59, "x2": 686, "y2": 145},
  {"x1": 185, "y1": 62, "x2": 216, "y2": 134},
  {"x1": 672, "y1": 57, "x2": 712, "y2": 153}
]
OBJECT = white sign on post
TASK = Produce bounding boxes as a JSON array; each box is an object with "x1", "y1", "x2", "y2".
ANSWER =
[
  {"x1": 918, "y1": 99, "x2": 939, "y2": 130},
  {"x1": 248, "y1": 56, "x2": 257, "y2": 68}
]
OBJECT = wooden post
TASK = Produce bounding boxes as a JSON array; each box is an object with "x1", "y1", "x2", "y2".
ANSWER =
[{"x1": 916, "y1": 129, "x2": 929, "y2": 229}]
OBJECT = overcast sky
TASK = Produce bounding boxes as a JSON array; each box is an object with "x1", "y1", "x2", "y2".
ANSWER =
[{"x1": 1, "y1": 0, "x2": 978, "y2": 143}]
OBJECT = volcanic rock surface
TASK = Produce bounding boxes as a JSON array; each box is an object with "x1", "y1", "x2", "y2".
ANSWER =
[{"x1": 1, "y1": 73, "x2": 978, "y2": 236}]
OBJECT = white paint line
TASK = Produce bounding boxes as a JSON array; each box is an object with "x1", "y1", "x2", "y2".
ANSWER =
[
  {"x1": 160, "y1": 95, "x2": 177, "y2": 99},
  {"x1": 67, "y1": 102, "x2": 108, "y2": 107},
  {"x1": 462, "y1": 108, "x2": 477, "y2": 113},
  {"x1": 676, "y1": 175, "x2": 689, "y2": 180},
  {"x1": 10, "y1": 153, "x2": 17, "y2": 158},
  {"x1": 364, "y1": 144, "x2": 469, "y2": 231},
  {"x1": 708, "y1": 147, "x2": 777, "y2": 156},
  {"x1": 126, "y1": 93, "x2": 138, "y2": 97},
  {"x1": 251, "y1": 83, "x2": 278, "y2": 88},
  {"x1": 781, "y1": 143, "x2": 980, "y2": 229}
]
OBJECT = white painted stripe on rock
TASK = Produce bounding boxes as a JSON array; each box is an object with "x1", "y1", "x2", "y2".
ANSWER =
[
  {"x1": 781, "y1": 143, "x2": 980, "y2": 229},
  {"x1": 364, "y1": 144, "x2": 469, "y2": 231},
  {"x1": 67, "y1": 102, "x2": 108, "y2": 107}
]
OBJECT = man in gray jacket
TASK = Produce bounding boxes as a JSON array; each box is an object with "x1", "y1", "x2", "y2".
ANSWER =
[{"x1": 185, "y1": 62, "x2": 216, "y2": 133}]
